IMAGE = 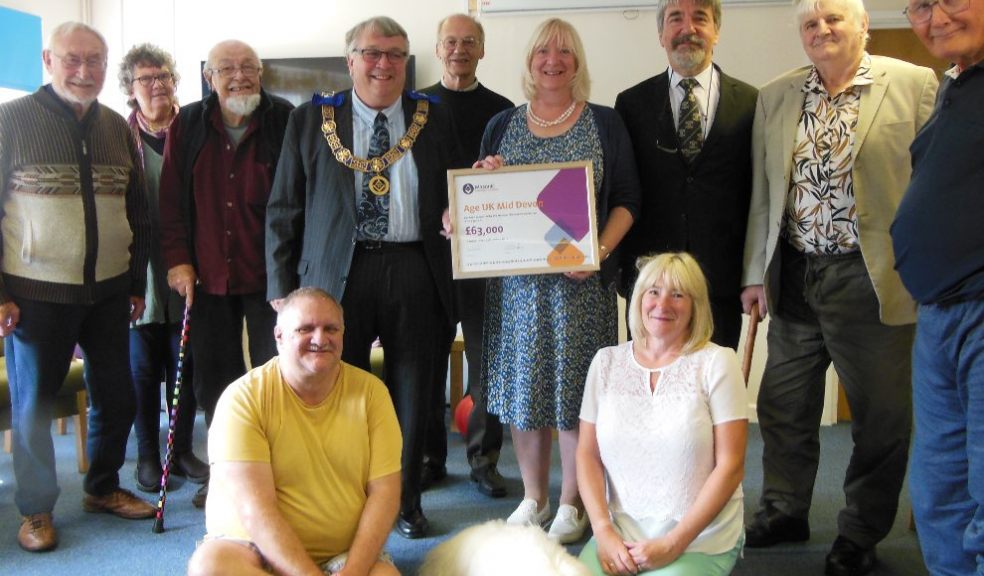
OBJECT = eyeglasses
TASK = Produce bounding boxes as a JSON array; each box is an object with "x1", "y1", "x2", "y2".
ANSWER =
[
  {"x1": 132, "y1": 72, "x2": 174, "y2": 87},
  {"x1": 352, "y1": 48, "x2": 408, "y2": 64},
  {"x1": 208, "y1": 64, "x2": 261, "y2": 79},
  {"x1": 903, "y1": 0, "x2": 969, "y2": 24},
  {"x1": 440, "y1": 36, "x2": 480, "y2": 51},
  {"x1": 51, "y1": 52, "x2": 107, "y2": 71}
]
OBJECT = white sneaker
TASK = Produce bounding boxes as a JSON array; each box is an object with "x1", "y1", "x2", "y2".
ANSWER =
[
  {"x1": 506, "y1": 498, "x2": 551, "y2": 528},
  {"x1": 547, "y1": 504, "x2": 589, "y2": 544}
]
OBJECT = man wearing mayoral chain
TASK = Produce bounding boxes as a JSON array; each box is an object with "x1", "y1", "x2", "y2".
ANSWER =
[{"x1": 266, "y1": 15, "x2": 462, "y2": 540}]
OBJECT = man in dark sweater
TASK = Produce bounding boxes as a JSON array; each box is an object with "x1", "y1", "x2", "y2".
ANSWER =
[
  {"x1": 0, "y1": 22, "x2": 155, "y2": 552},
  {"x1": 420, "y1": 13, "x2": 514, "y2": 499},
  {"x1": 159, "y1": 39, "x2": 293, "y2": 508},
  {"x1": 892, "y1": 1, "x2": 984, "y2": 573}
]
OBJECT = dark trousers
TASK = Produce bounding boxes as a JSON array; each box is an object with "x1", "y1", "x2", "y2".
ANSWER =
[
  {"x1": 757, "y1": 242, "x2": 913, "y2": 547},
  {"x1": 7, "y1": 293, "x2": 135, "y2": 513},
  {"x1": 423, "y1": 278, "x2": 504, "y2": 471},
  {"x1": 190, "y1": 291, "x2": 276, "y2": 425},
  {"x1": 130, "y1": 322, "x2": 196, "y2": 458},
  {"x1": 341, "y1": 243, "x2": 452, "y2": 513}
]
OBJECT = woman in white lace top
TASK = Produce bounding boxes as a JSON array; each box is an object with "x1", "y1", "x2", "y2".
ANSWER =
[{"x1": 577, "y1": 253, "x2": 747, "y2": 575}]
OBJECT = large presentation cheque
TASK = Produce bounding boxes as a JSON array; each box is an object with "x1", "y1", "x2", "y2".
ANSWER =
[{"x1": 448, "y1": 161, "x2": 598, "y2": 279}]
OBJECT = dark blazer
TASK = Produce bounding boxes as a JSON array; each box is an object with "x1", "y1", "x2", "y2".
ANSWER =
[
  {"x1": 266, "y1": 90, "x2": 459, "y2": 322},
  {"x1": 614, "y1": 66, "x2": 757, "y2": 312}
]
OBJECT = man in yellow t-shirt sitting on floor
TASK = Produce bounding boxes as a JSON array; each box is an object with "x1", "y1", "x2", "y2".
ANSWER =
[{"x1": 188, "y1": 287, "x2": 402, "y2": 576}]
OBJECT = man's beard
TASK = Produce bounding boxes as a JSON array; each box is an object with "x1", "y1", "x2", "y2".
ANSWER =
[
  {"x1": 225, "y1": 93, "x2": 261, "y2": 117},
  {"x1": 670, "y1": 34, "x2": 709, "y2": 74},
  {"x1": 53, "y1": 83, "x2": 98, "y2": 110}
]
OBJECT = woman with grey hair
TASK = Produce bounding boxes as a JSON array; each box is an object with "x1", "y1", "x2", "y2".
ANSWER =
[
  {"x1": 473, "y1": 18, "x2": 640, "y2": 544},
  {"x1": 118, "y1": 44, "x2": 209, "y2": 496}
]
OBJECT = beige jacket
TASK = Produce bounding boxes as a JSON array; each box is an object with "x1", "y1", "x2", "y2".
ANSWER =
[{"x1": 741, "y1": 55, "x2": 938, "y2": 325}]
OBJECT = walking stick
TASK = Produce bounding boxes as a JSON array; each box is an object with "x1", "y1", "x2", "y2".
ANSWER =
[
  {"x1": 153, "y1": 305, "x2": 191, "y2": 533},
  {"x1": 742, "y1": 306, "x2": 760, "y2": 386}
]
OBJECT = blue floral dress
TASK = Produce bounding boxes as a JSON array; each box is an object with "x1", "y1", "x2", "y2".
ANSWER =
[{"x1": 483, "y1": 105, "x2": 618, "y2": 431}]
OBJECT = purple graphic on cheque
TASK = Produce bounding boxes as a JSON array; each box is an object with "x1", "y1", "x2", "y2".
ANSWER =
[{"x1": 537, "y1": 168, "x2": 589, "y2": 241}]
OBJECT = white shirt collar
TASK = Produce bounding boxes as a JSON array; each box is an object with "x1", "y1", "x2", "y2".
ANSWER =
[
  {"x1": 351, "y1": 89, "x2": 402, "y2": 126},
  {"x1": 668, "y1": 64, "x2": 715, "y2": 90}
]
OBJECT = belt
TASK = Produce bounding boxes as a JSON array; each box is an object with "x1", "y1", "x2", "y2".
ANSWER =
[
  {"x1": 804, "y1": 250, "x2": 861, "y2": 262},
  {"x1": 354, "y1": 240, "x2": 423, "y2": 252},
  {"x1": 782, "y1": 238, "x2": 861, "y2": 262}
]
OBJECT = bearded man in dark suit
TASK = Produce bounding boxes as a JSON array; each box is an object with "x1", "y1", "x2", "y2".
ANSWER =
[{"x1": 614, "y1": 0, "x2": 757, "y2": 349}]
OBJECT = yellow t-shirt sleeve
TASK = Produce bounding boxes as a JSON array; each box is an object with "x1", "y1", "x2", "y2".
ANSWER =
[
  {"x1": 208, "y1": 361, "x2": 277, "y2": 465},
  {"x1": 365, "y1": 377, "x2": 402, "y2": 481}
]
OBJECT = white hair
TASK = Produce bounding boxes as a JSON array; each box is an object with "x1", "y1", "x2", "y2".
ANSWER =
[{"x1": 420, "y1": 521, "x2": 591, "y2": 576}]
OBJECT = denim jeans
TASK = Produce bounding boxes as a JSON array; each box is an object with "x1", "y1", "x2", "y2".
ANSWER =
[
  {"x1": 130, "y1": 322, "x2": 196, "y2": 458},
  {"x1": 910, "y1": 298, "x2": 984, "y2": 575},
  {"x1": 7, "y1": 293, "x2": 135, "y2": 514}
]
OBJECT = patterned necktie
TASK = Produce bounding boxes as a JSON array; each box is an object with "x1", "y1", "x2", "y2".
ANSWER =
[
  {"x1": 357, "y1": 112, "x2": 390, "y2": 240},
  {"x1": 677, "y1": 78, "x2": 703, "y2": 163}
]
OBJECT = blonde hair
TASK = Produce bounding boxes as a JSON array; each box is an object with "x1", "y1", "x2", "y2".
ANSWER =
[
  {"x1": 521, "y1": 18, "x2": 591, "y2": 102},
  {"x1": 628, "y1": 252, "x2": 713, "y2": 353}
]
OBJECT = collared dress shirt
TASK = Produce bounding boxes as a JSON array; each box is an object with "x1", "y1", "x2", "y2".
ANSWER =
[
  {"x1": 351, "y1": 91, "x2": 421, "y2": 242},
  {"x1": 667, "y1": 64, "x2": 720, "y2": 140},
  {"x1": 783, "y1": 54, "x2": 874, "y2": 255},
  {"x1": 179, "y1": 106, "x2": 272, "y2": 294}
]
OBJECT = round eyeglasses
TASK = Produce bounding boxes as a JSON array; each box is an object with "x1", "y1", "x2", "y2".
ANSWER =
[
  {"x1": 903, "y1": 0, "x2": 969, "y2": 25},
  {"x1": 132, "y1": 72, "x2": 174, "y2": 87}
]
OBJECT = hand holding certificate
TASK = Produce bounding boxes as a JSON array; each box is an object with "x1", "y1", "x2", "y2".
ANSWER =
[{"x1": 446, "y1": 160, "x2": 599, "y2": 279}]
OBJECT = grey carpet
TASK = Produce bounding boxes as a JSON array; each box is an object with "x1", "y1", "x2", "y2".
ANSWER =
[{"x1": 0, "y1": 415, "x2": 927, "y2": 575}]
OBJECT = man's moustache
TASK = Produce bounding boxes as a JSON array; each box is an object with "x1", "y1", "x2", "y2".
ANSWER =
[{"x1": 673, "y1": 35, "x2": 706, "y2": 49}]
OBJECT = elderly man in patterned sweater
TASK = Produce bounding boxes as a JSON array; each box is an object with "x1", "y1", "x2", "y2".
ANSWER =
[{"x1": 0, "y1": 21, "x2": 154, "y2": 553}]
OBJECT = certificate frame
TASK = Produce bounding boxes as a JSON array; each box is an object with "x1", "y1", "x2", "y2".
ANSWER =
[{"x1": 447, "y1": 161, "x2": 599, "y2": 279}]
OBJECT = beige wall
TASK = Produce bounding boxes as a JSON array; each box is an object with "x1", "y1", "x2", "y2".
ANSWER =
[{"x1": 79, "y1": 0, "x2": 820, "y2": 116}]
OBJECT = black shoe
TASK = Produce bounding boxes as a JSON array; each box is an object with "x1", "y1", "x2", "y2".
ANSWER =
[
  {"x1": 192, "y1": 484, "x2": 208, "y2": 509},
  {"x1": 171, "y1": 451, "x2": 210, "y2": 484},
  {"x1": 745, "y1": 505, "x2": 810, "y2": 548},
  {"x1": 825, "y1": 536, "x2": 876, "y2": 576},
  {"x1": 135, "y1": 457, "x2": 164, "y2": 493},
  {"x1": 420, "y1": 464, "x2": 447, "y2": 492},
  {"x1": 396, "y1": 507, "x2": 429, "y2": 539},
  {"x1": 470, "y1": 465, "x2": 507, "y2": 498}
]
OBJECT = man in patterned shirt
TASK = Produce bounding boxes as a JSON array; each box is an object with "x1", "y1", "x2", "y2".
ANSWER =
[{"x1": 739, "y1": 0, "x2": 938, "y2": 574}]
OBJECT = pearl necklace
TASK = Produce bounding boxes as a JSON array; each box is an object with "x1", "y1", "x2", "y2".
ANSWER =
[{"x1": 526, "y1": 100, "x2": 577, "y2": 128}]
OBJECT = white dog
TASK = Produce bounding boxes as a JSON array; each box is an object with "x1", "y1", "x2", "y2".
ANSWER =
[{"x1": 419, "y1": 520, "x2": 591, "y2": 576}]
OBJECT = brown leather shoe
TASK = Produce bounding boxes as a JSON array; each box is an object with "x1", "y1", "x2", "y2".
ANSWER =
[
  {"x1": 83, "y1": 488, "x2": 156, "y2": 519},
  {"x1": 18, "y1": 513, "x2": 57, "y2": 552},
  {"x1": 192, "y1": 484, "x2": 208, "y2": 509}
]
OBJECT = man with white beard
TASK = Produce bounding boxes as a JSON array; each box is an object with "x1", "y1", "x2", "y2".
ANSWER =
[
  {"x1": 159, "y1": 39, "x2": 293, "y2": 508},
  {"x1": 0, "y1": 21, "x2": 155, "y2": 552}
]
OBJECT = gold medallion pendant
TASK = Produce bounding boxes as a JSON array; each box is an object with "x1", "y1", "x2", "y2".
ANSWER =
[
  {"x1": 368, "y1": 174, "x2": 390, "y2": 196},
  {"x1": 319, "y1": 91, "x2": 429, "y2": 197}
]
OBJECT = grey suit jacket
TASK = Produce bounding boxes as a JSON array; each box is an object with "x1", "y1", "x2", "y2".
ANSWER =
[
  {"x1": 741, "y1": 55, "x2": 938, "y2": 325},
  {"x1": 266, "y1": 90, "x2": 459, "y2": 321}
]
